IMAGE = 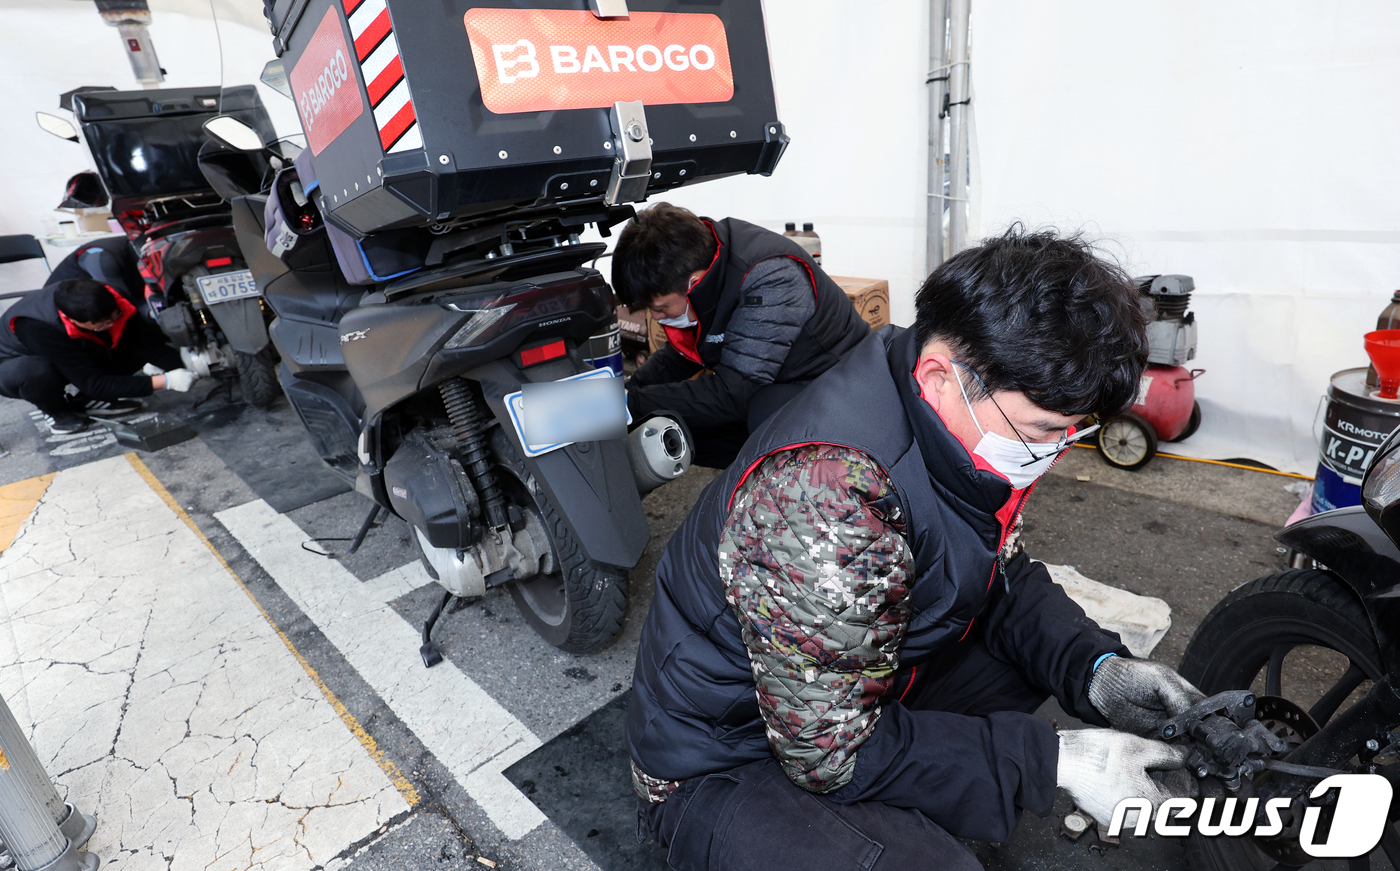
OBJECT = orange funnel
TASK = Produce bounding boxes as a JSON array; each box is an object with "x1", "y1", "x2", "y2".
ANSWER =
[{"x1": 1366, "y1": 330, "x2": 1400, "y2": 399}]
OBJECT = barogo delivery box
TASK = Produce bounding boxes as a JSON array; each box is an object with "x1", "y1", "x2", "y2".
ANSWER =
[{"x1": 262, "y1": 0, "x2": 788, "y2": 237}]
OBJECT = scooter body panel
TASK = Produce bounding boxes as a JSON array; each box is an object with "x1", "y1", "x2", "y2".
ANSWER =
[
  {"x1": 206, "y1": 296, "x2": 269, "y2": 354},
  {"x1": 278, "y1": 364, "x2": 364, "y2": 484},
  {"x1": 1277, "y1": 507, "x2": 1400, "y2": 674}
]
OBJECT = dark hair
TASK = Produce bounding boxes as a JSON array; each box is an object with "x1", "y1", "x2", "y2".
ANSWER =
[
  {"x1": 53, "y1": 279, "x2": 119, "y2": 324},
  {"x1": 611, "y1": 203, "x2": 716, "y2": 310},
  {"x1": 914, "y1": 226, "x2": 1148, "y2": 417}
]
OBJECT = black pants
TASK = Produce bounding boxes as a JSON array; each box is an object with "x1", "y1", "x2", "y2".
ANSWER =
[
  {"x1": 640, "y1": 629, "x2": 1047, "y2": 871},
  {"x1": 0, "y1": 356, "x2": 73, "y2": 416},
  {"x1": 688, "y1": 381, "x2": 809, "y2": 469}
]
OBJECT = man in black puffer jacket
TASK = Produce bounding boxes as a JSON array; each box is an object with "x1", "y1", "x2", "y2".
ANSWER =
[
  {"x1": 628, "y1": 228, "x2": 1205, "y2": 869},
  {"x1": 613, "y1": 203, "x2": 869, "y2": 468}
]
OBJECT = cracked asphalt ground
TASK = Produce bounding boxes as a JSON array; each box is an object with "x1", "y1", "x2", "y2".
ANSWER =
[{"x1": 0, "y1": 384, "x2": 1350, "y2": 871}]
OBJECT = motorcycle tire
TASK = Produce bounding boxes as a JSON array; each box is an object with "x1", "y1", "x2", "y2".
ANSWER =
[
  {"x1": 491, "y1": 430, "x2": 629, "y2": 654},
  {"x1": 1178, "y1": 569, "x2": 1386, "y2": 871},
  {"x1": 235, "y1": 347, "x2": 281, "y2": 409}
]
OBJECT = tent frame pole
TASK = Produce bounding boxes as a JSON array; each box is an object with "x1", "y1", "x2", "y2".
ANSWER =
[
  {"x1": 926, "y1": 0, "x2": 949, "y2": 273},
  {"x1": 946, "y1": 0, "x2": 972, "y2": 256}
]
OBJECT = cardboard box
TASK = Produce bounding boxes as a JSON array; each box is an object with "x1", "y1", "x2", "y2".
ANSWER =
[
  {"x1": 831, "y1": 276, "x2": 890, "y2": 332},
  {"x1": 616, "y1": 305, "x2": 649, "y2": 347},
  {"x1": 647, "y1": 311, "x2": 669, "y2": 354}
]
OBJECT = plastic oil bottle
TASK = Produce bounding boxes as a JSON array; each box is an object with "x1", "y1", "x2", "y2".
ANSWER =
[
  {"x1": 794, "y1": 222, "x2": 822, "y2": 265},
  {"x1": 1366, "y1": 290, "x2": 1400, "y2": 388}
]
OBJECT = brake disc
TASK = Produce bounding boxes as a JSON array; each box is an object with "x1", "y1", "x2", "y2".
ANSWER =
[{"x1": 1251, "y1": 695, "x2": 1322, "y2": 867}]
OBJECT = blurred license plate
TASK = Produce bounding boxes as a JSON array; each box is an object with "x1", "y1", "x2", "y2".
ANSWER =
[
  {"x1": 506, "y1": 369, "x2": 629, "y2": 457},
  {"x1": 197, "y1": 270, "x2": 260, "y2": 305}
]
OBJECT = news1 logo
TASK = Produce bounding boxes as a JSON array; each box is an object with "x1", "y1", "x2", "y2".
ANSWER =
[{"x1": 1109, "y1": 774, "x2": 1393, "y2": 858}]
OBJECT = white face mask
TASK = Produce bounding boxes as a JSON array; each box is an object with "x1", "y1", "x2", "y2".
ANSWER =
[
  {"x1": 951, "y1": 363, "x2": 1069, "y2": 489},
  {"x1": 656, "y1": 304, "x2": 696, "y2": 329}
]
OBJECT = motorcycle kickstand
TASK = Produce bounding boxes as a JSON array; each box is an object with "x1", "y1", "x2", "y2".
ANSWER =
[
  {"x1": 344, "y1": 504, "x2": 382, "y2": 556},
  {"x1": 421, "y1": 590, "x2": 454, "y2": 668}
]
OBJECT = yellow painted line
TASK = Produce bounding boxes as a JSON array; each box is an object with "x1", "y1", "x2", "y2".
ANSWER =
[
  {"x1": 0, "y1": 473, "x2": 56, "y2": 553},
  {"x1": 1073, "y1": 442, "x2": 1315, "y2": 480},
  {"x1": 124, "y1": 453, "x2": 421, "y2": 808}
]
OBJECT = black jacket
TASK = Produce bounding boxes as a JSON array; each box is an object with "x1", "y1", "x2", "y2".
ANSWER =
[
  {"x1": 627, "y1": 218, "x2": 869, "y2": 425},
  {"x1": 45, "y1": 235, "x2": 146, "y2": 305},
  {"x1": 627, "y1": 327, "x2": 1128, "y2": 840},
  {"x1": 0, "y1": 285, "x2": 180, "y2": 398}
]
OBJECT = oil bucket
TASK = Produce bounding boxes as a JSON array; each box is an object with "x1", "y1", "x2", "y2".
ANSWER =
[
  {"x1": 583, "y1": 325, "x2": 624, "y2": 377},
  {"x1": 1312, "y1": 367, "x2": 1400, "y2": 512}
]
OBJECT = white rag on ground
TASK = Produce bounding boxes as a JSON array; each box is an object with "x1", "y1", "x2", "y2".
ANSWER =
[{"x1": 1039, "y1": 562, "x2": 1172, "y2": 658}]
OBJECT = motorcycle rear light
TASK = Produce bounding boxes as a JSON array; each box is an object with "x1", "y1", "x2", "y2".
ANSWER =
[
  {"x1": 440, "y1": 278, "x2": 612, "y2": 350},
  {"x1": 1363, "y1": 442, "x2": 1400, "y2": 510},
  {"x1": 444, "y1": 303, "x2": 516, "y2": 349},
  {"x1": 206, "y1": 257, "x2": 233, "y2": 267},
  {"x1": 520, "y1": 340, "x2": 567, "y2": 367}
]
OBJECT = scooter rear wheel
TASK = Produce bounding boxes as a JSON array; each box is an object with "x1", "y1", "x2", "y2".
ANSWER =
[
  {"x1": 1178, "y1": 570, "x2": 1387, "y2": 870},
  {"x1": 235, "y1": 347, "x2": 281, "y2": 409},
  {"x1": 491, "y1": 430, "x2": 628, "y2": 654}
]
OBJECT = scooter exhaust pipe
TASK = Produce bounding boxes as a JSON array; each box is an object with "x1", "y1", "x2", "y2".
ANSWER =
[{"x1": 627, "y1": 415, "x2": 692, "y2": 495}]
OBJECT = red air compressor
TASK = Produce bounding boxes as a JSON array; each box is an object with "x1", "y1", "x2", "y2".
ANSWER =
[{"x1": 1096, "y1": 275, "x2": 1204, "y2": 471}]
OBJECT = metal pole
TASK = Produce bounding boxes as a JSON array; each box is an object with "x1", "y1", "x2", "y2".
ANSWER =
[
  {"x1": 0, "y1": 699, "x2": 96, "y2": 847},
  {"x1": 0, "y1": 693, "x2": 99, "y2": 870},
  {"x1": 946, "y1": 0, "x2": 972, "y2": 255},
  {"x1": 925, "y1": 0, "x2": 949, "y2": 273}
]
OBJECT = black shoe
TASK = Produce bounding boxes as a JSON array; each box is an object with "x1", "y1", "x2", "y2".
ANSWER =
[
  {"x1": 70, "y1": 395, "x2": 143, "y2": 417},
  {"x1": 44, "y1": 411, "x2": 90, "y2": 434}
]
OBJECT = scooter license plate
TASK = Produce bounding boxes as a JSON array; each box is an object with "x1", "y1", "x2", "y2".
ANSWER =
[
  {"x1": 197, "y1": 270, "x2": 261, "y2": 305},
  {"x1": 505, "y1": 368, "x2": 630, "y2": 458}
]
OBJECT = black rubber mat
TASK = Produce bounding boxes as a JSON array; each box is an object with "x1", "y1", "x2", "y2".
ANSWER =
[
  {"x1": 190, "y1": 394, "x2": 349, "y2": 513},
  {"x1": 504, "y1": 691, "x2": 668, "y2": 871}
]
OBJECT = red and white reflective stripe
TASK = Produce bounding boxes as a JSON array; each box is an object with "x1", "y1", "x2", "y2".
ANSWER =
[{"x1": 341, "y1": 0, "x2": 420, "y2": 153}]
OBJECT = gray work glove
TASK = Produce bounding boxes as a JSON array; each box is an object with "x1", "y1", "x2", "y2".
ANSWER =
[
  {"x1": 1088, "y1": 654, "x2": 1205, "y2": 737},
  {"x1": 1057, "y1": 728, "x2": 1195, "y2": 827},
  {"x1": 164, "y1": 368, "x2": 198, "y2": 393}
]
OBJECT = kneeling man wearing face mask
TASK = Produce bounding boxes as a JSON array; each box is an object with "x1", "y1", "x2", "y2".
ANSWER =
[
  {"x1": 612, "y1": 203, "x2": 870, "y2": 469},
  {"x1": 627, "y1": 227, "x2": 1204, "y2": 869}
]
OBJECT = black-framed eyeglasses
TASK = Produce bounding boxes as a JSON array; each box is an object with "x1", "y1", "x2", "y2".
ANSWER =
[{"x1": 951, "y1": 361, "x2": 1101, "y2": 467}]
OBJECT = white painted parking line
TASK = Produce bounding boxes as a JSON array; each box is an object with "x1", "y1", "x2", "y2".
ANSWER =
[
  {"x1": 0, "y1": 456, "x2": 410, "y2": 870},
  {"x1": 215, "y1": 499, "x2": 549, "y2": 840}
]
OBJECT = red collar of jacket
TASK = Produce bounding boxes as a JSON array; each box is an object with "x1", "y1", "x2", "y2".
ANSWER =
[
  {"x1": 661, "y1": 221, "x2": 725, "y2": 364},
  {"x1": 58, "y1": 287, "x2": 137, "y2": 348}
]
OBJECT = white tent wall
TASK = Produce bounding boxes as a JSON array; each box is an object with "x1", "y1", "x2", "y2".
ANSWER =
[
  {"x1": 0, "y1": 0, "x2": 296, "y2": 292},
  {"x1": 3, "y1": 2, "x2": 1389, "y2": 474},
  {"x1": 641, "y1": 0, "x2": 934, "y2": 329},
  {"x1": 971, "y1": 2, "x2": 1400, "y2": 474}
]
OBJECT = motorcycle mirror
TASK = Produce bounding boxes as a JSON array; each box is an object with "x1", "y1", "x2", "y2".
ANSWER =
[
  {"x1": 36, "y1": 112, "x2": 78, "y2": 142},
  {"x1": 272, "y1": 137, "x2": 304, "y2": 161},
  {"x1": 204, "y1": 115, "x2": 264, "y2": 152},
  {"x1": 260, "y1": 59, "x2": 292, "y2": 99}
]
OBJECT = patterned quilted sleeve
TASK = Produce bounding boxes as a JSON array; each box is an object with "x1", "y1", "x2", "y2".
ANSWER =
[{"x1": 718, "y1": 444, "x2": 913, "y2": 794}]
